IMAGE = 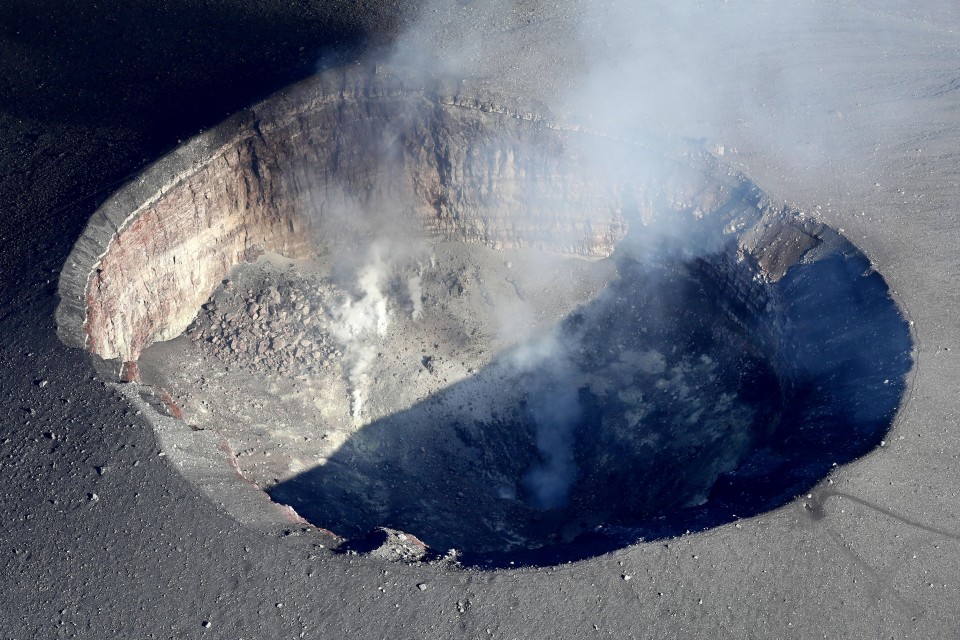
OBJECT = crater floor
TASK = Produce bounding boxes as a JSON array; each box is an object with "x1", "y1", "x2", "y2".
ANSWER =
[
  {"x1": 138, "y1": 237, "x2": 788, "y2": 566},
  {"x1": 138, "y1": 244, "x2": 617, "y2": 508}
]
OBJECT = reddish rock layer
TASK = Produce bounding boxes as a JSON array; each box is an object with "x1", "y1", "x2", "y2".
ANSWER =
[{"x1": 84, "y1": 136, "x2": 310, "y2": 361}]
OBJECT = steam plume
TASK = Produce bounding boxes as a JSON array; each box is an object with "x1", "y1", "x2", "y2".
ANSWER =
[
  {"x1": 510, "y1": 333, "x2": 583, "y2": 509},
  {"x1": 328, "y1": 244, "x2": 392, "y2": 421}
]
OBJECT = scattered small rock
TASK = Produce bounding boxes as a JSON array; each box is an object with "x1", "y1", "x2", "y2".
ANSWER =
[{"x1": 422, "y1": 355, "x2": 435, "y2": 372}]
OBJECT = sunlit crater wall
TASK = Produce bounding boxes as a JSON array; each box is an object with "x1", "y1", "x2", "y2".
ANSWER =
[{"x1": 57, "y1": 65, "x2": 765, "y2": 365}]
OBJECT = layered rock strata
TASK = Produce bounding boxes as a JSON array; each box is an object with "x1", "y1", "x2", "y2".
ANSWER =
[{"x1": 57, "y1": 65, "x2": 762, "y2": 365}]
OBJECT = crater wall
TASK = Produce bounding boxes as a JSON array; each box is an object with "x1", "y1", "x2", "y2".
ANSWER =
[{"x1": 58, "y1": 65, "x2": 767, "y2": 364}]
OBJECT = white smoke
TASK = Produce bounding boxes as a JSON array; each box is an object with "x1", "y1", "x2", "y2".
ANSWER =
[
  {"x1": 304, "y1": 0, "x2": 904, "y2": 516},
  {"x1": 407, "y1": 272, "x2": 423, "y2": 320},
  {"x1": 522, "y1": 373, "x2": 581, "y2": 509},
  {"x1": 326, "y1": 238, "x2": 428, "y2": 422},
  {"x1": 508, "y1": 333, "x2": 583, "y2": 509},
  {"x1": 328, "y1": 244, "x2": 392, "y2": 421}
]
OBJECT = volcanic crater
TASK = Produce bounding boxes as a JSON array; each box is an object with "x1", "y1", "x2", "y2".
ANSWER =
[{"x1": 57, "y1": 65, "x2": 912, "y2": 568}]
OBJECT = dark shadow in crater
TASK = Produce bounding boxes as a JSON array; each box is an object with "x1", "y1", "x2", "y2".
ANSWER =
[{"x1": 269, "y1": 237, "x2": 912, "y2": 568}]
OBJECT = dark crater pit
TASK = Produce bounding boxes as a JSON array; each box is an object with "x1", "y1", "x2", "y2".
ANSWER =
[
  {"x1": 268, "y1": 231, "x2": 911, "y2": 568},
  {"x1": 57, "y1": 65, "x2": 913, "y2": 568}
]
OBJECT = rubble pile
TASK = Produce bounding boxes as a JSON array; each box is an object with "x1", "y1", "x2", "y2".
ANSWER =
[{"x1": 185, "y1": 271, "x2": 339, "y2": 376}]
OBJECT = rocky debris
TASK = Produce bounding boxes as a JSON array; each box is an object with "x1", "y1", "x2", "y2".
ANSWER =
[
  {"x1": 157, "y1": 389, "x2": 184, "y2": 420},
  {"x1": 185, "y1": 270, "x2": 340, "y2": 376},
  {"x1": 740, "y1": 208, "x2": 826, "y2": 282},
  {"x1": 340, "y1": 527, "x2": 430, "y2": 563},
  {"x1": 120, "y1": 361, "x2": 141, "y2": 383},
  {"x1": 421, "y1": 355, "x2": 435, "y2": 373},
  {"x1": 136, "y1": 385, "x2": 186, "y2": 421}
]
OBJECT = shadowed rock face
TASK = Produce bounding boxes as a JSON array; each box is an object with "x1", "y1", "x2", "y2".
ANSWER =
[{"x1": 57, "y1": 65, "x2": 912, "y2": 568}]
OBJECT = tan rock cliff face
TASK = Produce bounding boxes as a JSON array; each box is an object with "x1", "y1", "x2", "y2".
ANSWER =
[
  {"x1": 58, "y1": 66, "x2": 756, "y2": 364},
  {"x1": 84, "y1": 136, "x2": 310, "y2": 362}
]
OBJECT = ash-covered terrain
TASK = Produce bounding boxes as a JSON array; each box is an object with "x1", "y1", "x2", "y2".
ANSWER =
[{"x1": 6, "y1": 1, "x2": 959, "y2": 637}]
